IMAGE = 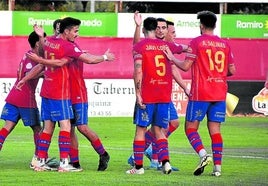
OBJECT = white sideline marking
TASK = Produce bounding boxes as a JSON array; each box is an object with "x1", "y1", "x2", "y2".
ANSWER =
[
  {"x1": 7, "y1": 142, "x2": 268, "y2": 160},
  {"x1": 103, "y1": 147, "x2": 268, "y2": 160}
]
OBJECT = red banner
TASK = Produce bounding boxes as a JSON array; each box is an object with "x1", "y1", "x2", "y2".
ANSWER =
[{"x1": 0, "y1": 36, "x2": 267, "y2": 80}]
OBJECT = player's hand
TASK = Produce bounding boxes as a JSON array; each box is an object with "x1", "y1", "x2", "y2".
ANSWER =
[
  {"x1": 181, "y1": 44, "x2": 190, "y2": 52},
  {"x1": 136, "y1": 95, "x2": 146, "y2": 109},
  {"x1": 33, "y1": 24, "x2": 45, "y2": 38},
  {"x1": 184, "y1": 87, "x2": 190, "y2": 97},
  {"x1": 134, "y1": 10, "x2": 142, "y2": 27},
  {"x1": 26, "y1": 52, "x2": 41, "y2": 63},
  {"x1": 164, "y1": 47, "x2": 175, "y2": 61},
  {"x1": 15, "y1": 79, "x2": 25, "y2": 91},
  {"x1": 104, "y1": 49, "x2": 115, "y2": 61},
  {"x1": 265, "y1": 81, "x2": 268, "y2": 89}
]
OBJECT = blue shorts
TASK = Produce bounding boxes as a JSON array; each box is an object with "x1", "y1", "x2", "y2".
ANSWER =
[
  {"x1": 133, "y1": 103, "x2": 170, "y2": 129},
  {"x1": 71, "y1": 103, "x2": 88, "y2": 126},
  {"x1": 186, "y1": 100, "x2": 226, "y2": 123},
  {"x1": 0, "y1": 103, "x2": 41, "y2": 127},
  {"x1": 41, "y1": 97, "x2": 73, "y2": 122},
  {"x1": 169, "y1": 102, "x2": 179, "y2": 120}
]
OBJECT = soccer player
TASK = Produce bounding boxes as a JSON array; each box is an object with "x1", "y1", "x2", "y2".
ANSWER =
[
  {"x1": 24, "y1": 17, "x2": 114, "y2": 172},
  {"x1": 148, "y1": 18, "x2": 189, "y2": 170},
  {"x1": 32, "y1": 19, "x2": 80, "y2": 172},
  {"x1": 165, "y1": 10, "x2": 236, "y2": 177},
  {"x1": 0, "y1": 31, "x2": 44, "y2": 168},
  {"x1": 128, "y1": 11, "x2": 189, "y2": 170},
  {"x1": 68, "y1": 44, "x2": 111, "y2": 171},
  {"x1": 52, "y1": 18, "x2": 112, "y2": 171},
  {"x1": 126, "y1": 17, "x2": 173, "y2": 175}
]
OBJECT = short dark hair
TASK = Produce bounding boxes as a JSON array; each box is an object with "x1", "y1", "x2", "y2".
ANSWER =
[
  {"x1": 28, "y1": 31, "x2": 46, "y2": 49},
  {"x1": 156, "y1": 17, "x2": 168, "y2": 28},
  {"x1": 166, "y1": 20, "x2": 174, "y2": 27},
  {"x1": 59, "y1": 17, "x2": 81, "y2": 33},
  {"x1": 156, "y1": 17, "x2": 167, "y2": 23},
  {"x1": 53, "y1": 19, "x2": 61, "y2": 30},
  {"x1": 53, "y1": 19, "x2": 61, "y2": 35},
  {"x1": 143, "y1": 17, "x2": 157, "y2": 31},
  {"x1": 197, "y1": 10, "x2": 217, "y2": 28}
]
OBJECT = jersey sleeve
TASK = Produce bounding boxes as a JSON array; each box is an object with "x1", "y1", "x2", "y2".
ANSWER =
[
  {"x1": 185, "y1": 39, "x2": 197, "y2": 61},
  {"x1": 65, "y1": 42, "x2": 84, "y2": 60},
  {"x1": 133, "y1": 42, "x2": 143, "y2": 61},
  {"x1": 167, "y1": 42, "x2": 183, "y2": 54}
]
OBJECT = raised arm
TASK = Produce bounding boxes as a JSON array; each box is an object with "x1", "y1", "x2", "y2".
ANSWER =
[
  {"x1": 33, "y1": 24, "x2": 46, "y2": 57},
  {"x1": 133, "y1": 11, "x2": 142, "y2": 45}
]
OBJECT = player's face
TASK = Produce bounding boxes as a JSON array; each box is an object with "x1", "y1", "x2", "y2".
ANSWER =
[
  {"x1": 156, "y1": 21, "x2": 168, "y2": 40},
  {"x1": 66, "y1": 26, "x2": 79, "y2": 42},
  {"x1": 167, "y1": 25, "x2": 176, "y2": 41}
]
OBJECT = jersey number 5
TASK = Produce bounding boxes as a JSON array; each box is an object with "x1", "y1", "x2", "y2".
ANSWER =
[{"x1": 155, "y1": 55, "x2": 166, "y2": 76}]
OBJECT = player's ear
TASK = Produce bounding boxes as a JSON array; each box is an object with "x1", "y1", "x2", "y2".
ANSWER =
[
  {"x1": 142, "y1": 27, "x2": 144, "y2": 34},
  {"x1": 35, "y1": 41, "x2": 39, "y2": 48}
]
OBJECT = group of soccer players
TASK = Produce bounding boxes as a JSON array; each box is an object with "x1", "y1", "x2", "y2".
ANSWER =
[
  {"x1": 0, "y1": 17, "x2": 114, "y2": 172},
  {"x1": 0, "y1": 10, "x2": 236, "y2": 176},
  {"x1": 126, "y1": 10, "x2": 236, "y2": 177}
]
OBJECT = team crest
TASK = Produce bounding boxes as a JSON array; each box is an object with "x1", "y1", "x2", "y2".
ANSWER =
[
  {"x1": 26, "y1": 62, "x2": 33, "y2": 69},
  {"x1": 195, "y1": 109, "x2": 203, "y2": 118},
  {"x1": 141, "y1": 111, "x2": 149, "y2": 122}
]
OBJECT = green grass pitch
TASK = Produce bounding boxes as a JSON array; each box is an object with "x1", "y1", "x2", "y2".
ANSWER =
[{"x1": 0, "y1": 116, "x2": 267, "y2": 186}]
